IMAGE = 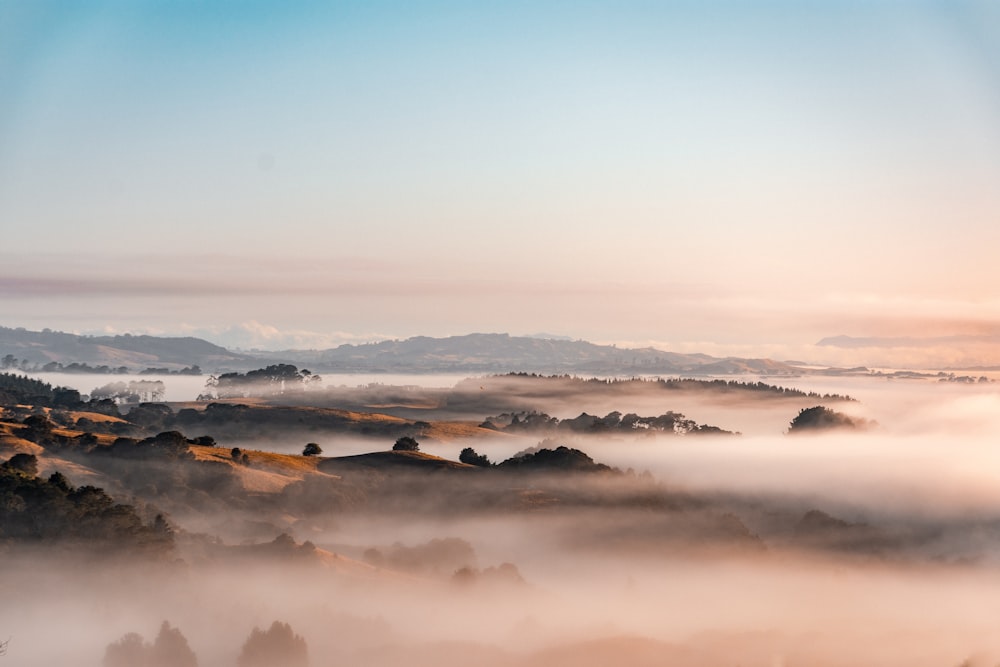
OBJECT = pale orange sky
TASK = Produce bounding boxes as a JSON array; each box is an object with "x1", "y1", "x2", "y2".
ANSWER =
[{"x1": 2, "y1": 2, "x2": 999, "y2": 364}]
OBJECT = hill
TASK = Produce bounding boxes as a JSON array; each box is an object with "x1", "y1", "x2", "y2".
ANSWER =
[
  {"x1": 253, "y1": 333, "x2": 801, "y2": 375},
  {"x1": 0, "y1": 326, "x2": 251, "y2": 371},
  {"x1": 319, "y1": 450, "x2": 474, "y2": 473}
]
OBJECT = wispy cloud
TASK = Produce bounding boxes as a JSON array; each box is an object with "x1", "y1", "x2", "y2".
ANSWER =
[{"x1": 188, "y1": 322, "x2": 395, "y2": 351}]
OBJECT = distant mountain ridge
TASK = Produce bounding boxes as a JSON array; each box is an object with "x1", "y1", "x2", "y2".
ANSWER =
[
  {"x1": 253, "y1": 332, "x2": 802, "y2": 375},
  {"x1": 2, "y1": 326, "x2": 803, "y2": 375}
]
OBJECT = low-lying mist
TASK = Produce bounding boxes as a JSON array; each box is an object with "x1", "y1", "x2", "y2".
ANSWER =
[{"x1": 5, "y1": 374, "x2": 1000, "y2": 666}]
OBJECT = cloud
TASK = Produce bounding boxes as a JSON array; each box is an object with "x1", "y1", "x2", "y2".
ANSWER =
[{"x1": 191, "y1": 322, "x2": 395, "y2": 351}]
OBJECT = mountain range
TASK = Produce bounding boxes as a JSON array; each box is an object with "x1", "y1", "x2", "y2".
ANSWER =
[{"x1": 1, "y1": 326, "x2": 804, "y2": 375}]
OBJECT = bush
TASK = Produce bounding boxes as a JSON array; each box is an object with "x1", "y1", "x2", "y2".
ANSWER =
[{"x1": 302, "y1": 443, "x2": 323, "y2": 457}]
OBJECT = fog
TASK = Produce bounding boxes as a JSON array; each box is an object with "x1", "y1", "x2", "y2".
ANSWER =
[
  {"x1": 25, "y1": 372, "x2": 210, "y2": 403},
  {"x1": 5, "y1": 375, "x2": 1000, "y2": 666},
  {"x1": 24, "y1": 372, "x2": 474, "y2": 403}
]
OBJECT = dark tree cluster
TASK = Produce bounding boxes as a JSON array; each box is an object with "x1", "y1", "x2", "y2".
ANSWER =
[
  {"x1": 392, "y1": 436, "x2": 420, "y2": 452},
  {"x1": 0, "y1": 372, "x2": 56, "y2": 398},
  {"x1": 104, "y1": 431, "x2": 196, "y2": 461},
  {"x1": 482, "y1": 409, "x2": 736, "y2": 436},
  {"x1": 2, "y1": 354, "x2": 128, "y2": 375},
  {"x1": 0, "y1": 371, "x2": 81, "y2": 407},
  {"x1": 459, "y1": 447, "x2": 491, "y2": 467},
  {"x1": 787, "y1": 406, "x2": 872, "y2": 434},
  {"x1": 84, "y1": 432, "x2": 252, "y2": 509},
  {"x1": 138, "y1": 365, "x2": 202, "y2": 375},
  {"x1": 497, "y1": 445, "x2": 613, "y2": 473},
  {"x1": 123, "y1": 403, "x2": 174, "y2": 430},
  {"x1": 38, "y1": 361, "x2": 130, "y2": 374},
  {"x1": 206, "y1": 364, "x2": 322, "y2": 399},
  {"x1": 479, "y1": 373, "x2": 856, "y2": 402},
  {"x1": 0, "y1": 454, "x2": 174, "y2": 553}
]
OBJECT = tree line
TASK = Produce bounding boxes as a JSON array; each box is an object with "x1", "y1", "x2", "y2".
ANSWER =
[{"x1": 202, "y1": 364, "x2": 322, "y2": 399}]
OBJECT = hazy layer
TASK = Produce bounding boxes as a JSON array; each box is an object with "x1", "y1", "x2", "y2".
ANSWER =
[{"x1": 5, "y1": 375, "x2": 1000, "y2": 666}]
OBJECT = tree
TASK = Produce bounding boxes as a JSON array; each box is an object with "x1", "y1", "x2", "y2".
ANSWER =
[
  {"x1": 52, "y1": 387, "x2": 82, "y2": 407},
  {"x1": 137, "y1": 431, "x2": 193, "y2": 460},
  {"x1": 103, "y1": 632, "x2": 147, "y2": 667},
  {"x1": 213, "y1": 364, "x2": 321, "y2": 398},
  {"x1": 237, "y1": 621, "x2": 308, "y2": 667},
  {"x1": 22, "y1": 413, "x2": 54, "y2": 436},
  {"x1": 459, "y1": 447, "x2": 491, "y2": 467},
  {"x1": 302, "y1": 443, "x2": 323, "y2": 457},
  {"x1": 4, "y1": 453, "x2": 38, "y2": 477},
  {"x1": 48, "y1": 470, "x2": 72, "y2": 492},
  {"x1": 103, "y1": 622, "x2": 197, "y2": 667},
  {"x1": 149, "y1": 621, "x2": 198, "y2": 667},
  {"x1": 392, "y1": 436, "x2": 420, "y2": 452},
  {"x1": 788, "y1": 406, "x2": 869, "y2": 434}
]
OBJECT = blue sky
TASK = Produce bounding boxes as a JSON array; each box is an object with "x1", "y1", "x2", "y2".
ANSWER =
[{"x1": 2, "y1": 1, "x2": 999, "y2": 361}]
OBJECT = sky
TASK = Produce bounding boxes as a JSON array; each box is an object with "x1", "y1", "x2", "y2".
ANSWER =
[{"x1": 2, "y1": 0, "x2": 1000, "y2": 363}]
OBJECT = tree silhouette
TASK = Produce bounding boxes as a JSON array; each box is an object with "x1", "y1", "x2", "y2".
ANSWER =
[
  {"x1": 302, "y1": 443, "x2": 323, "y2": 457},
  {"x1": 459, "y1": 447, "x2": 491, "y2": 467},
  {"x1": 3, "y1": 453, "x2": 38, "y2": 477},
  {"x1": 788, "y1": 406, "x2": 869, "y2": 434},
  {"x1": 103, "y1": 622, "x2": 197, "y2": 667},
  {"x1": 237, "y1": 621, "x2": 308, "y2": 667},
  {"x1": 392, "y1": 436, "x2": 420, "y2": 452},
  {"x1": 103, "y1": 632, "x2": 147, "y2": 667},
  {"x1": 150, "y1": 621, "x2": 198, "y2": 667}
]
